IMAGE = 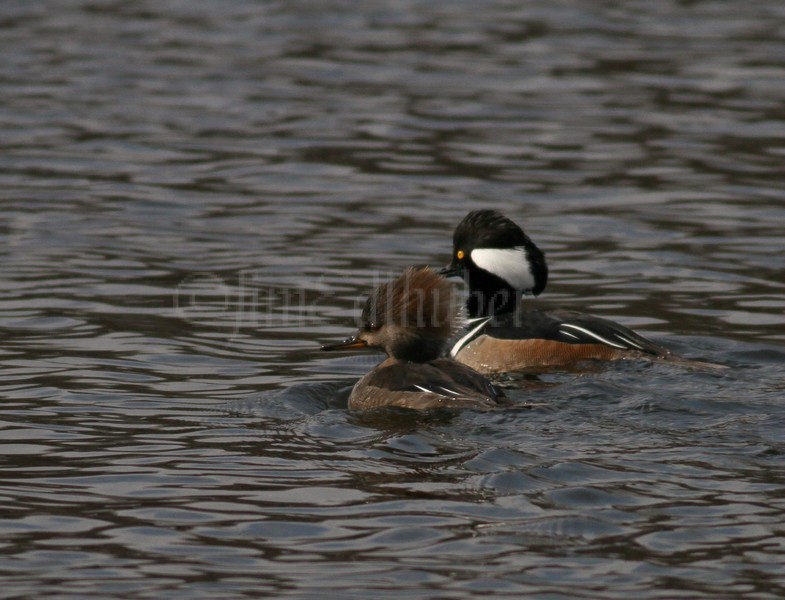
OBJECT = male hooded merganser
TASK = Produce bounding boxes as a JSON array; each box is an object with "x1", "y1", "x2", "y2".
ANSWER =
[
  {"x1": 440, "y1": 209, "x2": 676, "y2": 374},
  {"x1": 321, "y1": 267, "x2": 506, "y2": 410}
]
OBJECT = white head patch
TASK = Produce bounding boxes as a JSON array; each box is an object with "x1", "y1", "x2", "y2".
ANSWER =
[{"x1": 470, "y1": 247, "x2": 535, "y2": 290}]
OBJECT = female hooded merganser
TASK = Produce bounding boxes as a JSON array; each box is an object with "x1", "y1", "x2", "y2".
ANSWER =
[
  {"x1": 440, "y1": 209, "x2": 676, "y2": 374},
  {"x1": 321, "y1": 267, "x2": 506, "y2": 410}
]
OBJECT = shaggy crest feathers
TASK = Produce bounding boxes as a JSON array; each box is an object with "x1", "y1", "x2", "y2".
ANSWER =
[
  {"x1": 454, "y1": 209, "x2": 530, "y2": 249},
  {"x1": 322, "y1": 266, "x2": 507, "y2": 409},
  {"x1": 361, "y1": 267, "x2": 457, "y2": 339}
]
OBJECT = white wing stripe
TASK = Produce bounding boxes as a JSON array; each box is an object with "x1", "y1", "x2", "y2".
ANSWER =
[
  {"x1": 437, "y1": 386, "x2": 462, "y2": 397},
  {"x1": 450, "y1": 317, "x2": 492, "y2": 358},
  {"x1": 559, "y1": 323, "x2": 627, "y2": 349},
  {"x1": 613, "y1": 333, "x2": 645, "y2": 351},
  {"x1": 414, "y1": 384, "x2": 462, "y2": 398}
]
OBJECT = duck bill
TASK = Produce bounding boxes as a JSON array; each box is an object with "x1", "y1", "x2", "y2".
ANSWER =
[
  {"x1": 438, "y1": 263, "x2": 462, "y2": 278},
  {"x1": 321, "y1": 335, "x2": 369, "y2": 352}
]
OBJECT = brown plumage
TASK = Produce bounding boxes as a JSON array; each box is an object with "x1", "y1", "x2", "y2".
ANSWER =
[
  {"x1": 322, "y1": 267, "x2": 507, "y2": 411},
  {"x1": 455, "y1": 337, "x2": 636, "y2": 375},
  {"x1": 359, "y1": 266, "x2": 458, "y2": 362}
]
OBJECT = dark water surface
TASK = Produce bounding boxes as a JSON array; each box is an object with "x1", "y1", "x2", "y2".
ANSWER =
[{"x1": 2, "y1": 1, "x2": 785, "y2": 598}]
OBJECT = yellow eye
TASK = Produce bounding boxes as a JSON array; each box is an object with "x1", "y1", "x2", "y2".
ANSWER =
[{"x1": 456, "y1": 250, "x2": 465, "y2": 260}]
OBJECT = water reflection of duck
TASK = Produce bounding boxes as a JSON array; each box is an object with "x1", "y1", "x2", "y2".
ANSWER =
[
  {"x1": 322, "y1": 267, "x2": 506, "y2": 410},
  {"x1": 440, "y1": 209, "x2": 681, "y2": 375}
]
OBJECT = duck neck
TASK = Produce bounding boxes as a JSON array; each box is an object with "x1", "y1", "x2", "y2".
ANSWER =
[
  {"x1": 466, "y1": 284, "x2": 521, "y2": 318},
  {"x1": 386, "y1": 327, "x2": 445, "y2": 363}
]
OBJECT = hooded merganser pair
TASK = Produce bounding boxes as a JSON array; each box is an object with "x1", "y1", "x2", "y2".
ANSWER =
[
  {"x1": 322, "y1": 267, "x2": 506, "y2": 411},
  {"x1": 322, "y1": 209, "x2": 714, "y2": 410},
  {"x1": 440, "y1": 209, "x2": 675, "y2": 374}
]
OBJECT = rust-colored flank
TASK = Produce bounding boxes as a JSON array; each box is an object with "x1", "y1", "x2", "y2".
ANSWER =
[{"x1": 455, "y1": 335, "x2": 638, "y2": 375}]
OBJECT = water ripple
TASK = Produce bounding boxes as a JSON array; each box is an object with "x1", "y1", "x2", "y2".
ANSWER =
[{"x1": 1, "y1": 0, "x2": 785, "y2": 598}]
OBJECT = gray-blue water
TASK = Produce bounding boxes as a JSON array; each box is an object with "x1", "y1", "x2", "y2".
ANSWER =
[{"x1": 1, "y1": 1, "x2": 784, "y2": 597}]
